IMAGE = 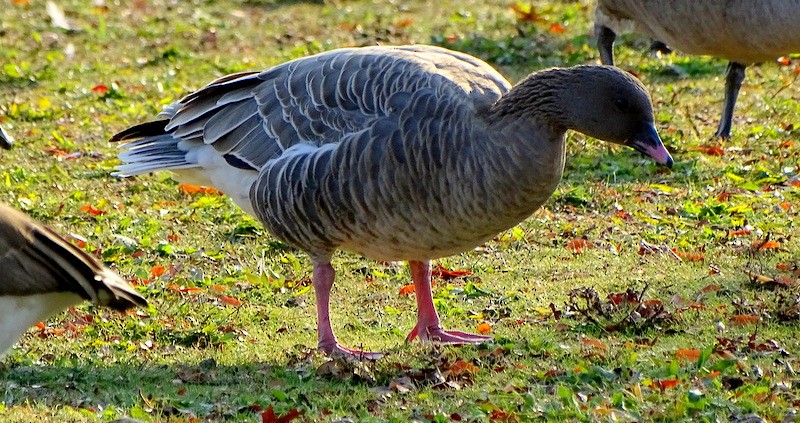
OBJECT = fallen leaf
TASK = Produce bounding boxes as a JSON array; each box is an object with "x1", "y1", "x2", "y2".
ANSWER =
[
  {"x1": 652, "y1": 379, "x2": 679, "y2": 391},
  {"x1": 92, "y1": 84, "x2": 109, "y2": 94},
  {"x1": 398, "y1": 284, "x2": 415, "y2": 296},
  {"x1": 220, "y1": 296, "x2": 243, "y2": 306},
  {"x1": 549, "y1": 23, "x2": 565, "y2": 34},
  {"x1": 752, "y1": 239, "x2": 781, "y2": 250},
  {"x1": 80, "y1": 204, "x2": 106, "y2": 216},
  {"x1": 729, "y1": 315, "x2": 759, "y2": 325},
  {"x1": 581, "y1": 337, "x2": 607, "y2": 351},
  {"x1": 261, "y1": 405, "x2": 302, "y2": 423},
  {"x1": 675, "y1": 349, "x2": 701, "y2": 361},
  {"x1": 433, "y1": 263, "x2": 472, "y2": 280},
  {"x1": 179, "y1": 184, "x2": 222, "y2": 196},
  {"x1": 566, "y1": 238, "x2": 593, "y2": 254},
  {"x1": 394, "y1": 18, "x2": 413, "y2": 28},
  {"x1": 694, "y1": 145, "x2": 725, "y2": 156},
  {"x1": 449, "y1": 359, "x2": 479, "y2": 376},
  {"x1": 477, "y1": 323, "x2": 492, "y2": 335},
  {"x1": 151, "y1": 265, "x2": 166, "y2": 277}
]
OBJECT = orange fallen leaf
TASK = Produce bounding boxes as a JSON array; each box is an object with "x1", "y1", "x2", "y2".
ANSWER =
[
  {"x1": 549, "y1": 22, "x2": 565, "y2": 34},
  {"x1": 211, "y1": 284, "x2": 227, "y2": 294},
  {"x1": 752, "y1": 240, "x2": 781, "y2": 250},
  {"x1": 35, "y1": 322, "x2": 46, "y2": 330},
  {"x1": 777, "y1": 56, "x2": 792, "y2": 66},
  {"x1": 694, "y1": 145, "x2": 725, "y2": 156},
  {"x1": 673, "y1": 249, "x2": 704, "y2": 262},
  {"x1": 151, "y1": 265, "x2": 166, "y2": 277},
  {"x1": 567, "y1": 238, "x2": 593, "y2": 254},
  {"x1": 167, "y1": 234, "x2": 180, "y2": 242},
  {"x1": 779, "y1": 202, "x2": 791, "y2": 211},
  {"x1": 220, "y1": 296, "x2": 243, "y2": 306},
  {"x1": 80, "y1": 204, "x2": 106, "y2": 216},
  {"x1": 92, "y1": 84, "x2": 109, "y2": 94},
  {"x1": 477, "y1": 323, "x2": 492, "y2": 335},
  {"x1": 728, "y1": 228, "x2": 750, "y2": 237},
  {"x1": 395, "y1": 18, "x2": 414, "y2": 28},
  {"x1": 581, "y1": 337, "x2": 607, "y2": 351},
  {"x1": 449, "y1": 359, "x2": 478, "y2": 376},
  {"x1": 776, "y1": 263, "x2": 797, "y2": 272},
  {"x1": 398, "y1": 284, "x2": 415, "y2": 296},
  {"x1": 675, "y1": 349, "x2": 701, "y2": 361},
  {"x1": 730, "y1": 314, "x2": 759, "y2": 325},
  {"x1": 179, "y1": 183, "x2": 222, "y2": 196},
  {"x1": 652, "y1": 379, "x2": 679, "y2": 391}
]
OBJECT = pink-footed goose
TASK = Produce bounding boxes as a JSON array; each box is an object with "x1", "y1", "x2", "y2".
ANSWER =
[
  {"x1": 0, "y1": 203, "x2": 147, "y2": 356},
  {"x1": 112, "y1": 45, "x2": 672, "y2": 358},
  {"x1": 595, "y1": 0, "x2": 800, "y2": 138}
]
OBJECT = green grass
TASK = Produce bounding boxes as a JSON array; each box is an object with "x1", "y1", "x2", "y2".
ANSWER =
[{"x1": 1, "y1": 0, "x2": 799, "y2": 421}]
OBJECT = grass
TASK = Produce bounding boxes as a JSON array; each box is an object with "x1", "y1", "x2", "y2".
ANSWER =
[{"x1": 1, "y1": 0, "x2": 799, "y2": 421}]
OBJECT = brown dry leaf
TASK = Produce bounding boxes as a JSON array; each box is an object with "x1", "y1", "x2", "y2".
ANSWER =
[
  {"x1": 730, "y1": 315, "x2": 759, "y2": 326},
  {"x1": 581, "y1": 337, "x2": 608, "y2": 351},
  {"x1": 675, "y1": 349, "x2": 701, "y2": 361},
  {"x1": 567, "y1": 237, "x2": 593, "y2": 254}
]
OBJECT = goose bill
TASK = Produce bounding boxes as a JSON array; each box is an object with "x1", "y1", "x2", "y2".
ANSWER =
[{"x1": 628, "y1": 123, "x2": 673, "y2": 168}]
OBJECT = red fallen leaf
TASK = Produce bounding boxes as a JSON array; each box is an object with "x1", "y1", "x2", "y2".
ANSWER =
[
  {"x1": 652, "y1": 379, "x2": 679, "y2": 391},
  {"x1": 261, "y1": 405, "x2": 302, "y2": 423},
  {"x1": 705, "y1": 370, "x2": 721, "y2": 379},
  {"x1": 549, "y1": 22, "x2": 565, "y2": 34},
  {"x1": 776, "y1": 263, "x2": 797, "y2": 272},
  {"x1": 132, "y1": 250, "x2": 145, "y2": 258},
  {"x1": 509, "y1": 3, "x2": 539, "y2": 22},
  {"x1": 220, "y1": 296, "x2": 243, "y2": 306},
  {"x1": 730, "y1": 314, "x2": 759, "y2": 325},
  {"x1": 566, "y1": 238, "x2": 593, "y2": 254},
  {"x1": 151, "y1": 265, "x2": 166, "y2": 277},
  {"x1": 694, "y1": 145, "x2": 725, "y2": 156},
  {"x1": 80, "y1": 204, "x2": 106, "y2": 216},
  {"x1": 477, "y1": 322, "x2": 492, "y2": 334},
  {"x1": 728, "y1": 228, "x2": 751, "y2": 237},
  {"x1": 489, "y1": 409, "x2": 517, "y2": 422},
  {"x1": 395, "y1": 18, "x2": 413, "y2": 28},
  {"x1": 92, "y1": 84, "x2": 109, "y2": 94},
  {"x1": 608, "y1": 291, "x2": 639, "y2": 305},
  {"x1": 449, "y1": 359, "x2": 478, "y2": 376},
  {"x1": 178, "y1": 183, "x2": 222, "y2": 196},
  {"x1": 675, "y1": 349, "x2": 701, "y2": 361},
  {"x1": 581, "y1": 337, "x2": 607, "y2": 351},
  {"x1": 433, "y1": 263, "x2": 472, "y2": 280},
  {"x1": 398, "y1": 284, "x2": 415, "y2": 296}
]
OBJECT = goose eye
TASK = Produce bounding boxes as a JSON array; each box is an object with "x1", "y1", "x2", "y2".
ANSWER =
[{"x1": 614, "y1": 98, "x2": 631, "y2": 112}]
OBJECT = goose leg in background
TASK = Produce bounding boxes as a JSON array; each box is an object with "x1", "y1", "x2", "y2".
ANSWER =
[
  {"x1": 312, "y1": 261, "x2": 383, "y2": 360},
  {"x1": 406, "y1": 260, "x2": 492, "y2": 345},
  {"x1": 595, "y1": 24, "x2": 617, "y2": 65},
  {"x1": 715, "y1": 61, "x2": 746, "y2": 139},
  {"x1": 649, "y1": 40, "x2": 672, "y2": 56}
]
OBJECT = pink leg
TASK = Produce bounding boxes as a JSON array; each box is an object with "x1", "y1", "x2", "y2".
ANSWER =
[
  {"x1": 406, "y1": 260, "x2": 492, "y2": 344},
  {"x1": 313, "y1": 261, "x2": 382, "y2": 360}
]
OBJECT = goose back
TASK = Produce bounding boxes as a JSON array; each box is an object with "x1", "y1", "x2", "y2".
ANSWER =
[{"x1": 596, "y1": 0, "x2": 800, "y2": 64}]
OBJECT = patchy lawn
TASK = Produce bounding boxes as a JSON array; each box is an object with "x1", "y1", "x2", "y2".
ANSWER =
[{"x1": 0, "y1": 0, "x2": 798, "y2": 421}]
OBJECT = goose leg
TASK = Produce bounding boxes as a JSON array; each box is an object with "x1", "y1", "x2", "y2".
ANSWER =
[
  {"x1": 714, "y1": 61, "x2": 746, "y2": 139},
  {"x1": 313, "y1": 261, "x2": 382, "y2": 360},
  {"x1": 406, "y1": 260, "x2": 492, "y2": 345},
  {"x1": 595, "y1": 24, "x2": 617, "y2": 66}
]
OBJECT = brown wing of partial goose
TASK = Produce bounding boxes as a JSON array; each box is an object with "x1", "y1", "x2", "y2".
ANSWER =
[{"x1": 0, "y1": 203, "x2": 147, "y2": 311}]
